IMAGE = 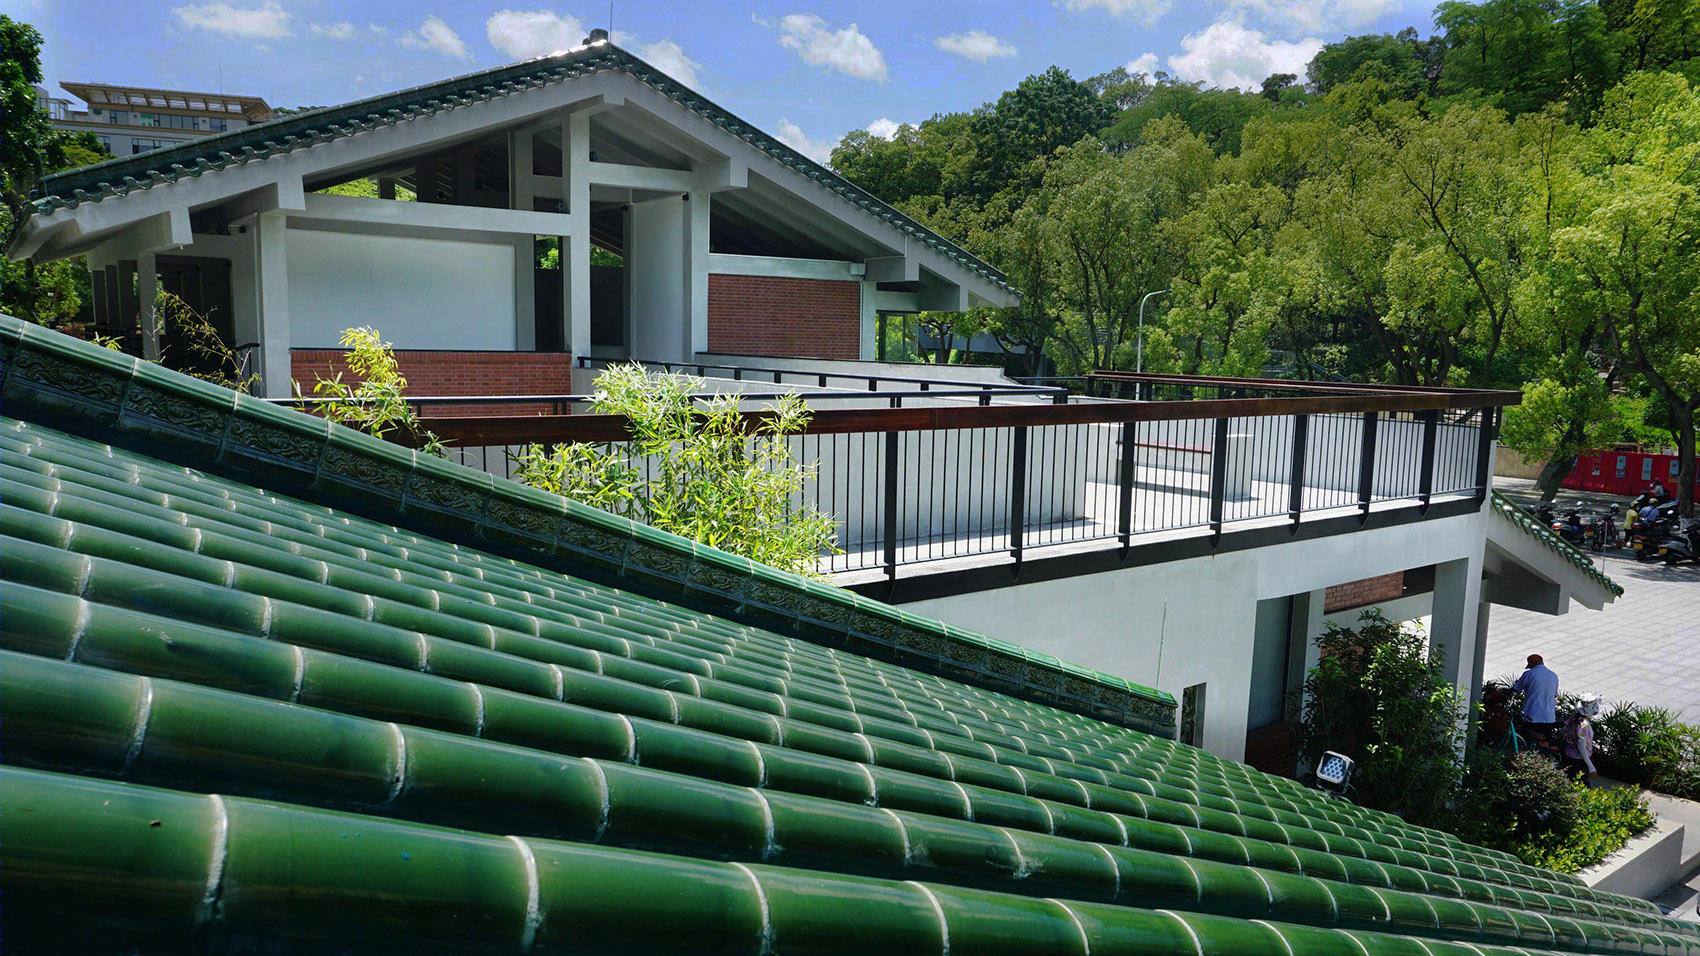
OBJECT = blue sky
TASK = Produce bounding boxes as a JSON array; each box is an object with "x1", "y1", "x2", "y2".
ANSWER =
[{"x1": 11, "y1": 0, "x2": 1442, "y2": 161}]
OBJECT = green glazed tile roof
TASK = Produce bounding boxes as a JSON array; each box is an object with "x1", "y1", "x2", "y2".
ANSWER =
[
  {"x1": 4, "y1": 318, "x2": 1693, "y2": 954},
  {"x1": 1490, "y1": 490, "x2": 1625, "y2": 597},
  {"x1": 22, "y1": 43, "x2": 1014, "y2": 297}
]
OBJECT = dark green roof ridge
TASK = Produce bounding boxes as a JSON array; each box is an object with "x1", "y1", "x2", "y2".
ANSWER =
[
  {"x1": 0, "y1": 312, "x2": 1164, "y2": 730},
  {"x1": 24, "y1": 44, "x2": 1014, "y2": 296},
  {"x1": 1489, "y1": 490, "x2": 1624, "y2": 597}
]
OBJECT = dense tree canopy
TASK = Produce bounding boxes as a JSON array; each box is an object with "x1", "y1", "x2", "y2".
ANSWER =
[{"x1": 823, "y1": 0, "x2": 1700, "y2": 508}]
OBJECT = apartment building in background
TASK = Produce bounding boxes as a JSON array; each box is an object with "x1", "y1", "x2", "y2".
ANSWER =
[{"x1": 35, "y1": 81, "x2": 271, "y2": 157}]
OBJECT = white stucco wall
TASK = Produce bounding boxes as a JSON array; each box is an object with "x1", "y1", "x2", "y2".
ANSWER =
[
  {"x1": 285, "y1": 229, "x2": 516, "y2": 350},
  {"x1": 898, "y1": 509, "x2": 1487, "y2": 760}
]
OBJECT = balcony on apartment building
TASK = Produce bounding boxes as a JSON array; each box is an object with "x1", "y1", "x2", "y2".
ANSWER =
[{"x1": 323, "y1": 358, "x2": 1518, "y2": 593}]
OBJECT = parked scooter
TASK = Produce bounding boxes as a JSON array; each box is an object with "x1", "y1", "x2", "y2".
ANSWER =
[
  {"x1": 1581, "y1": 504, "x2": 1620, "y2": 552},
  {"x1": 1549, "y1": 503, "x2": 1587, "y2": 547},
  {"x1": 1628, "y1": 499, "x2": 1681, "y2": 561},
  {"x1": 1659, "y1": 517, "x2": 1700, "y2": 565}
]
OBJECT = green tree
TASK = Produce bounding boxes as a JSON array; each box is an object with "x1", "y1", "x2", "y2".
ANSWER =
[
  {"x1": 964, "y1": 67, "x2": 1112, "y2": 199},
  {"x1": 1549, "y1": 72, "x2": 1700, "y2": 513},
  {"x1": 1307, "y1": 29, "x2": 1440, "y2": 98},
  {"x1": 1102, "y1": 78, "x2": 1273, "y2": 156},
  {"x1": 1296, "y1": 610, "x2": 1467, "y2": 827},
  {"x1": 513, "y1": 365, "x2": 838, "y2": 576},
  {"x1": 1, "y1": 15, "x2": 111, "y2": 326}
]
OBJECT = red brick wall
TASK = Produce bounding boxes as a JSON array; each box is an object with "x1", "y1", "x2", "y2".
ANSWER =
[
  {"x1": 291, "y1": 350, "x2": 575, "y2": 417},
  {"x1": 1324, "y1": 572, "x2": 1406, "y2": 614},
  {"x1": 707, "y1": 273, "x2": 861, "y2": 360}
]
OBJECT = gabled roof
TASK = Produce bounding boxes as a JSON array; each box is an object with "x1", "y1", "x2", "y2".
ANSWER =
[
  {"x1": 1489, "y1": 491, "x2": 1624, "y2": 598},
  {"x1": 25, "y1": 41, "x2": 1013, "y2": 296},
  {"x1": 6, "y1": 315, "x2": 1696, "y2": 954}
]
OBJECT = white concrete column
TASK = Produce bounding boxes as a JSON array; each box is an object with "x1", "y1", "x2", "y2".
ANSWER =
[
  {"x1": 628, "y1": 195, "x2": 689, "y2": 363},
  {"x1": 1286, "y1": 590, "x2": 1326, "y2": 712},
  {"x1": 1469, "y1": 599, "x2": 1491, "y2": 723},
  {"x1": 136, "y1": 252, "x2": 159, "y2": 361},
  {"x1": 686, "y1": 190, "x2": 710, "y2": 357},
  {"x1": 1429, "y1": 555, "x2": 1485, "y2": 703},
  {"x1": 255, "y1": 211, "x2": 293, "y2": 398},
  {"x1": 511, "y1": 130, "x2": 537, "y2": 351},
  {"x1": 563, "y1": 112, "x2": 591, "y2": 357},
  {"x1": 859, "y1": 279, "x2": 878, "y2": 361}
]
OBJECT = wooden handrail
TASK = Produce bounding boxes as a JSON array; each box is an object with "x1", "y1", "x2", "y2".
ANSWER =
[{"x1": 414, "y1": 384, "x2": 1520, "y2": 447}]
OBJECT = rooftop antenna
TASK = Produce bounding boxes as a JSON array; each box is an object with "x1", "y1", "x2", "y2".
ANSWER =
[{"x1": 608, "y1": 2, "x2": 614, "y2": 40}]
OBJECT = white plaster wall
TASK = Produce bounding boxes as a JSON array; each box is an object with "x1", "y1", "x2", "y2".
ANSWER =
[
  {"x1": 899, "y1": 510, "x2": 1487, "y2": 760},
  {"x1": 284, "y1": 229, "x2": 516, "y2": 350}
]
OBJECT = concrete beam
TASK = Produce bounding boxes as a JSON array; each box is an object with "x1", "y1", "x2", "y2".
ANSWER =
[
  {"x1": 706, "y1": 253, "x2": 859, "y2": 281},
  {"x1": 863, "y1": 254, "x2": 917, "y2": 283},
  {"x1": 588, "y1": 161, "x2": 695, "y2": 192},
  {"x1": 85, "y1": 208, "x2": 193, "y2": 260},
  {"x1": 292, "y1": 192, "x2": 580, "y2": 236},
  {"x1": 223, "y1": 180, "x2": 306, "y2": 222}
]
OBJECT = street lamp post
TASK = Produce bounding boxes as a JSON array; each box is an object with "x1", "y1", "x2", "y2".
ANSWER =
[{"x1": 1137, "y1": 289, "x2": 1169, "y2": 374}]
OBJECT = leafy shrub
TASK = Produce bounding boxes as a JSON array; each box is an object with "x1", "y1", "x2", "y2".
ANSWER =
[
  {"x1": 1511, "y1": 783, "x2": 1655, "y2": 874},
  {"x1": 512, "y1": 364, "x2": 838, "y2": 577},
  {"x1": 1501, "y1": 751, "x2": 1581, "y2": 833},
  {"x1": 1594, "y1": 703, "x2": 1700, "y2": 800},
  {"x1": 1453, "y1": 751, "x2": 1652, "y2": 874},
  {"x1": 1296, "y1": 610, "x2": 1466, "y2": 825},
  {"x1": 298, "y1": 327, "x2": 446, "y2": 458},
  {"x1": 154, "y1": 292, "x2": 259, "y2": 393}
]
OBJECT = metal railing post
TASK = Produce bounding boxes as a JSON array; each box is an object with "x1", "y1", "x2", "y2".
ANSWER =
[
  {"x1": 1288, "y1": 413, "x2": 1309, "y2": 527},
  {"x1": 1356, "y1": 411, "x2": 1379, "y2": 522},
  {"x1": 1474, "y1": 407, "x2": 1495, "y2": 501},
  {"x1": 1418, "y1": 409, "x2": 1439, "y2": 512},
  {"x1": 1117, "y1": 422, "x2": 1136, "y2": 549},
  {"x1": 883, "y1": 431, "x2": 899, "y2": 580},
  {"x1": 1209, "y1": 417, "x2": 1229, "y2": 540},
  {"x1": 1009, "y1": 426, "x2": 1028, "y2": 565}
]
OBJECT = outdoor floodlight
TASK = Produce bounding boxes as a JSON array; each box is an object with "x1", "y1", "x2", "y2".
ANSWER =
[{"x1": 1317, "y1": 751, "x2": 1354, "y2": 792}]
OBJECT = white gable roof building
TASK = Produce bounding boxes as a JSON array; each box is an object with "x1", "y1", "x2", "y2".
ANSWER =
[{"x1": 10, "y1": 31, "x2": 1015, "y2": 398}]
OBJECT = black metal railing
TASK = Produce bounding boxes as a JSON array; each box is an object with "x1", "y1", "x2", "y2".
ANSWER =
[{"x1": 410, "y1": 373, "x2": 1519, "y2": 579}]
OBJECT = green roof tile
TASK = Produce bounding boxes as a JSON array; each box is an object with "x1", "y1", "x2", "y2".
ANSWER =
[{"x1": 3, "y1": 316, "x2": 1691, "y2": 954}]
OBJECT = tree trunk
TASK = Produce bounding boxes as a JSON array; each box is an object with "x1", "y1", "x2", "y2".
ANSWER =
[
  {"x1": 1534, "y1": 452, "x2": 1577, "y2": 503},
  {"x1": 1534, "y1": 418, "x2": 1587, "y2": 501},
  {"x1": 1674, "y1": 400, "x2": 1696, "y2": 519}
]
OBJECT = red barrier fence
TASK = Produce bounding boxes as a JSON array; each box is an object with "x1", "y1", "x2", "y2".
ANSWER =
[{"x1": 1564, "y1": 449, "x2": 1698, "y2": 500}]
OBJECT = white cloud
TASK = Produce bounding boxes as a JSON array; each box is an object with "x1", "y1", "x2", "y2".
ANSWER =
[
  {"x1": 1166, "y1": 21, "x2": 1323, "y2": 92},
  {"x1": 1220, "y1": 0, "x2": 1401, "y2": 37},
  {"x1": 1058, "y1": 0, "x2": 1173, "y2": 28},
  {"x1": 934, "y1": 29, "x2": 1016, "y2": 62},
  {"x1": 311, "y1": 21, "x2": 356, "y2": 40},
  {"x1": 172, "y1": 1, "x2": 291, "y2": 40},
  {"x1": 866, "y1": 118, "x2": 901, "y2": 139},
  {"x1": 776, "y1": 119, "x2": 835, "y2": 163},
  {"x1": 485, "y1": 10, "x2": 584, "y2": 60},
  {"x1": 639, "y1": 39, "x2": 702, "y2": 89},
  {"x1": 1126, "y1": 52, "x2": 1159, "y2": 75},
  {"x1": 775, "y1": 14, "x2": 888, "y2": 81},
  {"x1": 401, "y1": 15, "x2": 472, "y2": 59}
]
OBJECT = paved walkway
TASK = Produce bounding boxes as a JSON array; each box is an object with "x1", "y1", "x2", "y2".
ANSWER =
[{"x1": 1485, "y1": 478, "x2": 1699, "y2": 719}]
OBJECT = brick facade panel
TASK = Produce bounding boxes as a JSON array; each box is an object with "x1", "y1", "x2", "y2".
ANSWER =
[
  {"x1": 707, "y1": 273, "x2": 860, "y2": 360},
  {"x1": 1324, "y1": 572, "x2": 1406, "y2": 614},
  {"x1": 291, "y1": 350, "x2": 575, "y2": 418}
]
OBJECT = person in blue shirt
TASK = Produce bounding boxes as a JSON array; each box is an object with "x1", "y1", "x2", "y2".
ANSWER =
[{"x1": 1511, "y1": 653, "x2": 1560, "y2": 741}]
